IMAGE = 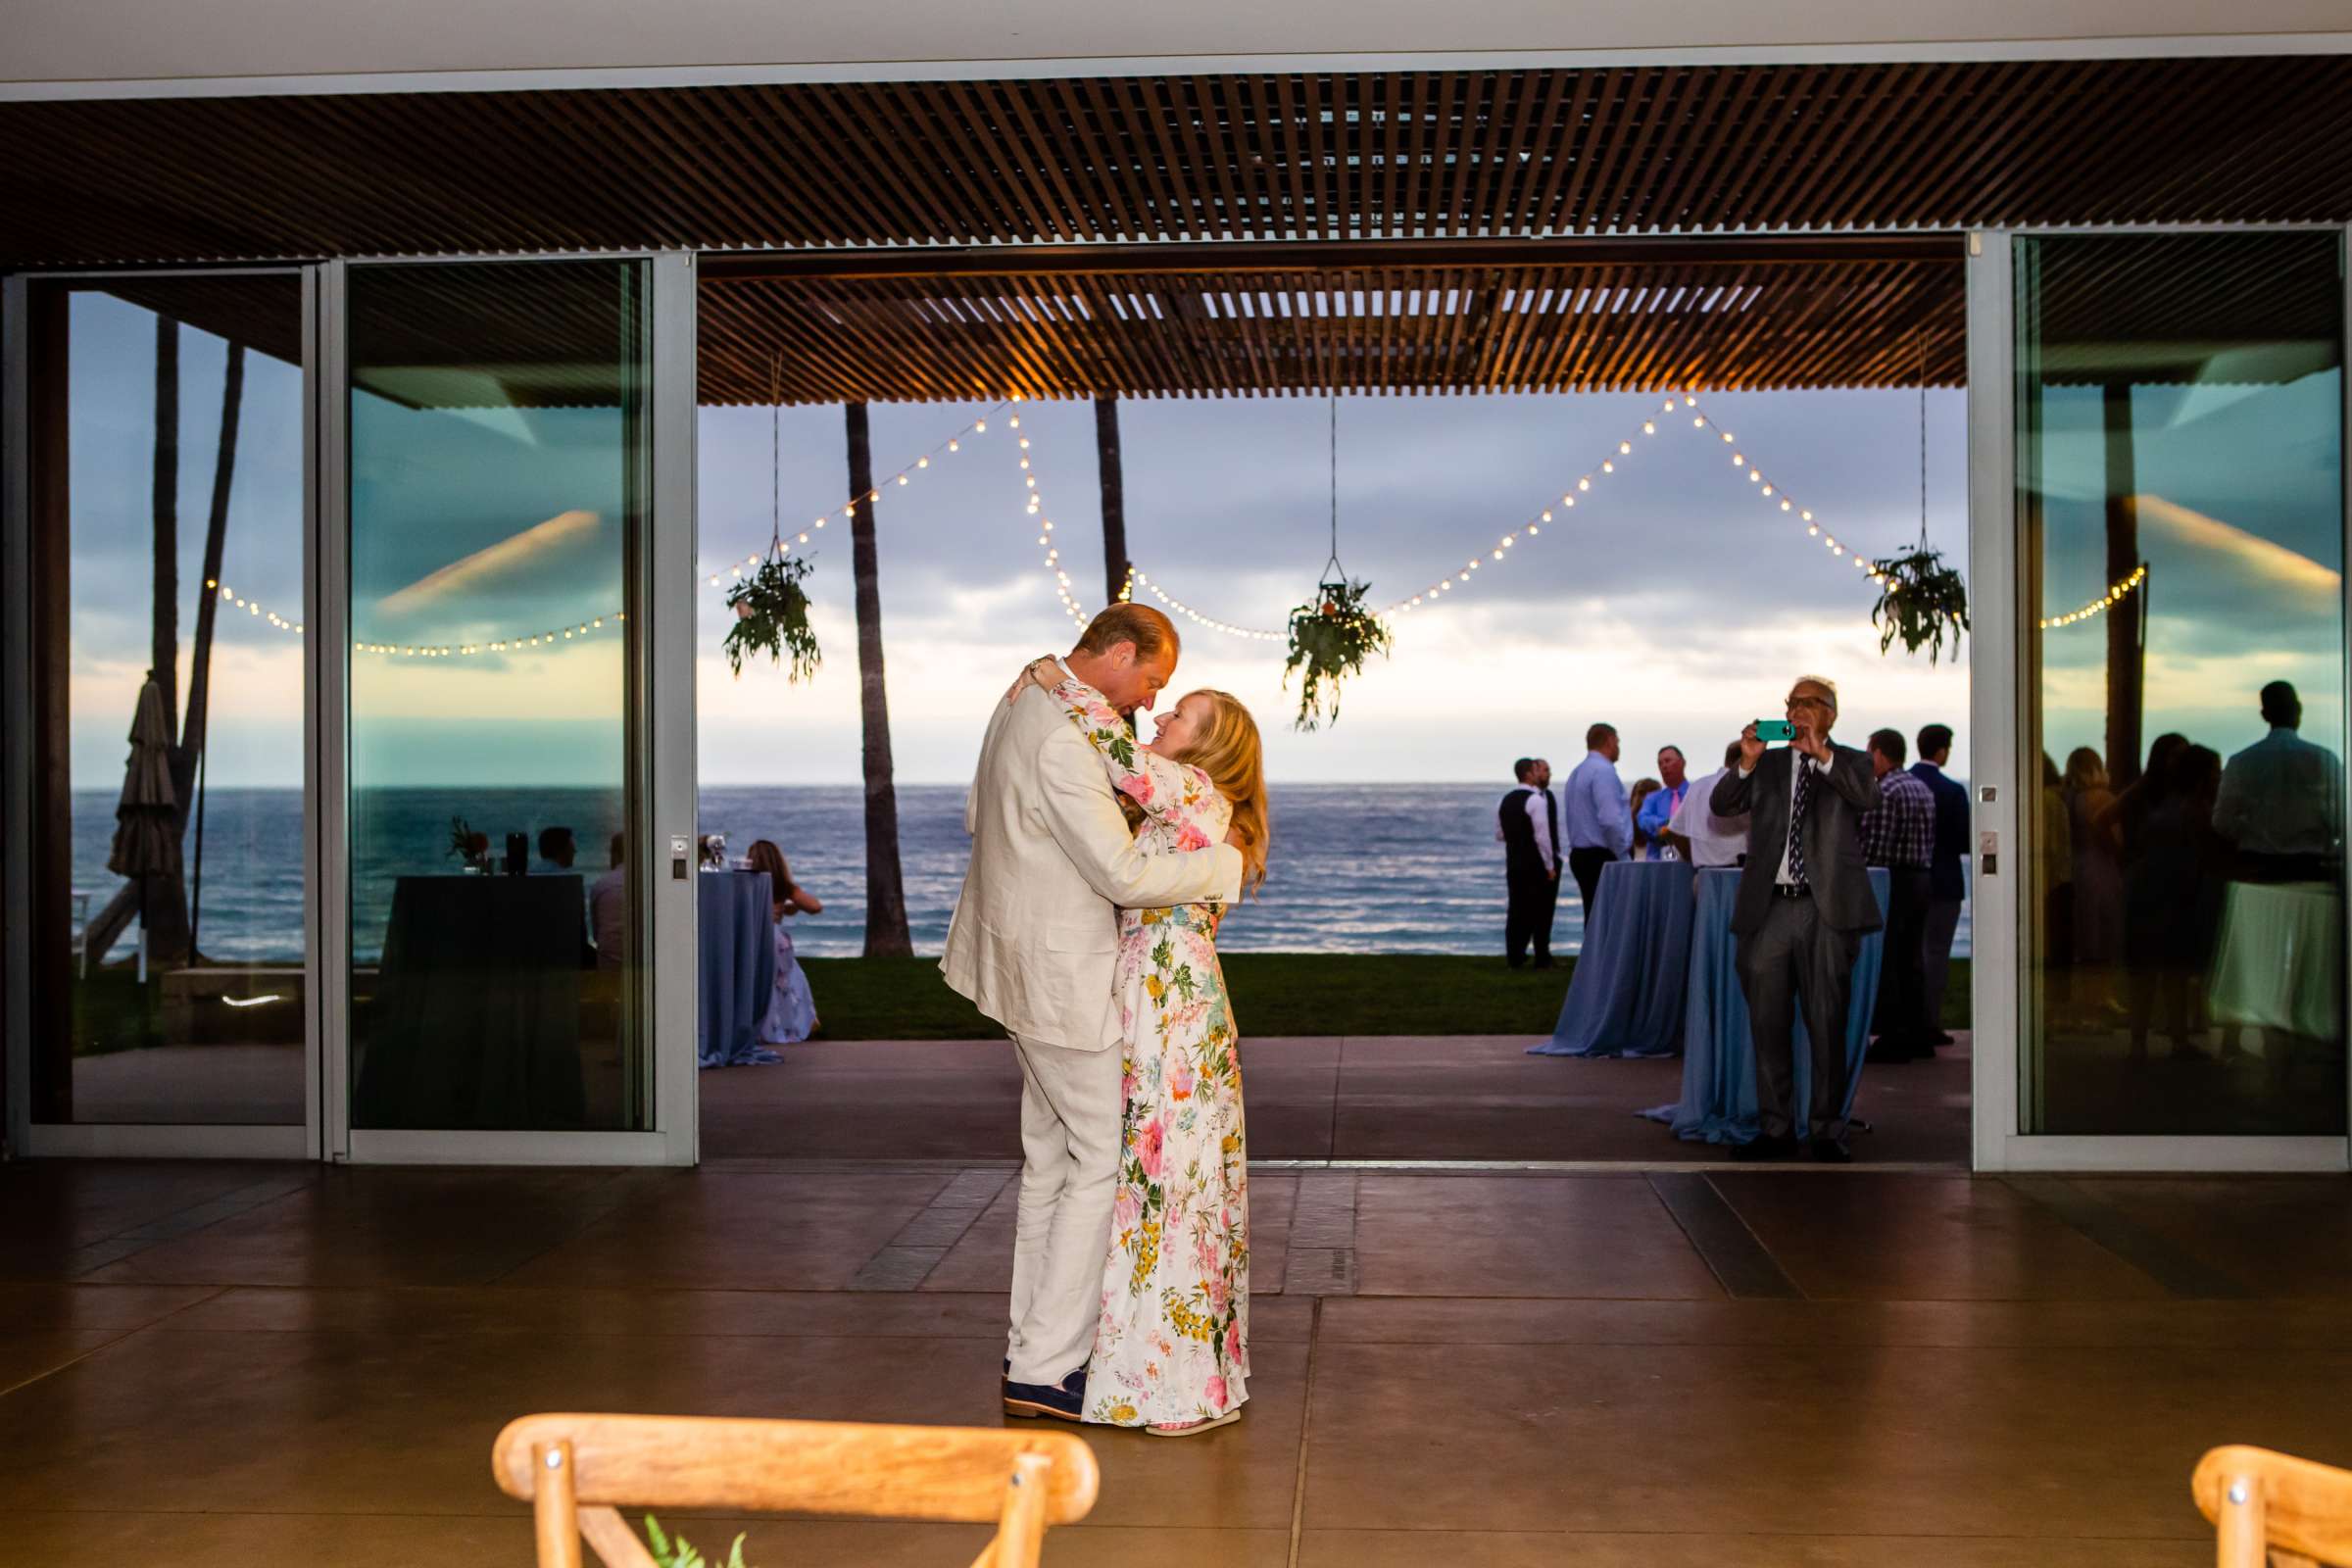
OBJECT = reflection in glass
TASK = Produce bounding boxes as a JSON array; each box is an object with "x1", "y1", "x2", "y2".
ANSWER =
[
  {"x1": 2019, "y1": 232, "x2": 2346, "y2": 1135},
  {"x1": 27, "y1": 274, "x2": 309, "y2": 1125},
  {"x1": 345, "y1": 262, "x2": 646, "y2": 1132}
]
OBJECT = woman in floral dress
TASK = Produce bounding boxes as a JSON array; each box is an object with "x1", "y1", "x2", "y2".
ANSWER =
[{"x1": 1018, "y1": 660, "x2": 1270, "y2": 1437}]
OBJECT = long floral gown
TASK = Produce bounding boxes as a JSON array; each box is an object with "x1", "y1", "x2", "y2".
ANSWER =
[{"x1": 1039, "y1": 675, "x2": 1250, "y2": 1429}]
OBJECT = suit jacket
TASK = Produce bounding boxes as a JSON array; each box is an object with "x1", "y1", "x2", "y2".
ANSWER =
[
  {"x1": 1711, "y1": 743, "x2": 1885, "y2": 937},
  {"x1": 1910, "y1": 760, "x2": 1971, "y2": 903},
  {"x1": 941, "y1": 683, "x2": 1245, "y2": 1052}
]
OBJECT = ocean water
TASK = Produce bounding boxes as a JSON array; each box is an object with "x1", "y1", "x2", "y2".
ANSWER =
[{"x1": 73, "y1": 783, "x2": 1974, "y2": 962}]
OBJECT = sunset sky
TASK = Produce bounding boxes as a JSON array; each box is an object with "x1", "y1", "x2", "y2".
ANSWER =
[{"x1": 64, "y1": 291, "x2": 2344, "y2": 795}]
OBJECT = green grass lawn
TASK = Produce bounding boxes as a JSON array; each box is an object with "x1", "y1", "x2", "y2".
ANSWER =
[{"x1": 800, "y1": 955, "x2": 1974, "y2": 1041}]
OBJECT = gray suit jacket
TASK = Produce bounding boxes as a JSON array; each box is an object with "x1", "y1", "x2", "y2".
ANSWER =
[{"x1": 1710, "y1": 744, "x2": 1885, "y2": 937}]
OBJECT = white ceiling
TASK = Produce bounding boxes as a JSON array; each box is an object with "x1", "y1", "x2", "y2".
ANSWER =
[{"x1": 7, "y1": 0, "x2": 2351, "y2": 98}]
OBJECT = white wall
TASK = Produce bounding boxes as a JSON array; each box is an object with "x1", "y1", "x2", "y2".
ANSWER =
[{"x1": 6, "y1": 0, "x2": 2350, "y2": 97}]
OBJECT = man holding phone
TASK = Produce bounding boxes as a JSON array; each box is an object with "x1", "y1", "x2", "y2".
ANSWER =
[{"x1": 1710, "y1": 675, "x2": 1884, "y2": 1161}]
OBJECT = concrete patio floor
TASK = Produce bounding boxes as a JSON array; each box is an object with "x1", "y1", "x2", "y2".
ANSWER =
[
  {"x1": 700, "y1": 1033, "x2": 1977, "y2": 1165},
  {"x1": 3, "y1": 1151, "x2": 2348, "y2": 1565}
]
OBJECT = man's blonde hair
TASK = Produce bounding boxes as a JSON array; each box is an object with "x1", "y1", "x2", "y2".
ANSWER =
[{"x1": 1074, "y1": 604, "x2": 1180, "y2": 662}]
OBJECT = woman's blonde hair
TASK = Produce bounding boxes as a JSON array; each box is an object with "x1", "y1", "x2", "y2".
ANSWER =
[
  {"x1": 1170, "y1": 689, "x2": 1270, "y2": 893},
  {"x1": 745, "y1": 839, "x2": 793, "y2": 910}
]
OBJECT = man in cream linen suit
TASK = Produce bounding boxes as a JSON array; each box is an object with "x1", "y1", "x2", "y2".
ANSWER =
[{"x1": 943, "y1": 605, "x2": 1244, "y2": 1422}]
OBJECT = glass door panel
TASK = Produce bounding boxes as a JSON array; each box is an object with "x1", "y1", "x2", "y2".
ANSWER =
[
  {"x1": 2016, "y1": 230, "x2": 2347, "y2": 1137},
  {"x1": 343, "y1": 260, "x2": 650, "y2": 1134},
  {"x1": 19, "y1": 271, "x2": 312, "y2": 1142}
]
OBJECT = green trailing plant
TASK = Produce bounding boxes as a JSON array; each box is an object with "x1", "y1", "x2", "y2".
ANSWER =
[
  {"x1": 1283, "y1": 578, "x2": 1392, "y2": 732},
  {"x1": 644, "y1": 1514, "x2": 754, "y2": 1568},
  {"x1": 722, "y1": 553, "x2": 821, "y2": 681},
  {"x1": 1868, "y1": 545, "x2": 1970, "y2": 665}
]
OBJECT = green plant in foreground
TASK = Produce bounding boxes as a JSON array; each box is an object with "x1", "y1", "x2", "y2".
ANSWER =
[
  {"x1": 722, "y1": 554, "x2": 822, "y2": 681},
  {"x1": 1868, "y1": 546, "x2": 1970, "y2": 666},
  {"x1": 645, "y1": 1514, "x2": 753, "y2": 1568},
  {"x1": 1283, "y1": 577, "x2": 1392, "y2": 731}
]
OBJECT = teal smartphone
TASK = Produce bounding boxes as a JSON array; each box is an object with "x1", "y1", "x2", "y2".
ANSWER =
[{"x1": 1754, "y1": 719, "x2": 1795, "y2": 743}]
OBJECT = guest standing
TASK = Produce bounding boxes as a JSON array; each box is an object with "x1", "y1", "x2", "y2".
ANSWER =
[
  {"x1": 2064, "y1": 748, "x2": 2125, "y2": 1020},
  {"x1": 1667, "y1": 740, "x2": 1753, "y2": 869},
  {"x1": 589, "y1": 833, "x2": 626, "y2": 973},
  {"x1": 1637, "y1": 746, "x2": 1692, "y2": 861},
  {"x1": 1564, "y1": 723, "x2": 1632, "y2": 923},
  {"x1": 1713, "y1": 676, "x2": 1883, "y2": 1162},
  {"x1": 2124, "y1": 744, "x2": 2225, "y2": 1059},
  {"x1": 1496, "y1": 758, "x2": 1562, "y2": 968},
  {"x1": 1628, "y1": 779, "x2": 1667, "y2": 860},
  {"x1": 746, "y1": 839, "x2": 824, "y2": 1045},
  {"x1": 2213, "y1": 680, "x2": 2345, "y2": 883},
  {"x1": 1861, "y1": 729, "x2": 1936, "y2": 1061},
  {"x1": 1909, "y1": 725, "x2": 1970, "y2": 1046}
]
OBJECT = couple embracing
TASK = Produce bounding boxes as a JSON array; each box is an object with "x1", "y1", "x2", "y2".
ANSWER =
[{"x1": 942, "y1": 605, "x2": 1271, "y2": 1438}]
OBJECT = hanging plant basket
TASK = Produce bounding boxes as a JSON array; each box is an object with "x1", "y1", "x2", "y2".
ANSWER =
[
  {"x1": 722, "y1": 554, "x2": 821, "y2": 681},
  {"x1": 1868, "y1": 546, "x2": 1970, "y2": 665},
  {"x1": 1284, "y1": 577, "x2": 1392, "y2": 732}
]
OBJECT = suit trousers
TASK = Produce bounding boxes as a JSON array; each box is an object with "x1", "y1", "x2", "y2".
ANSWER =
[
  {"x1": 1872, "y1": 867, "x2": 1934, "y2": 1047},
  {"x1": 1006, "y1": 1033, "x2": 1123, "y2": 1386},
  {"x1": 1505, "y1": 863, "x2": 1560, "y2": 965},
  {"x1": 1735, "y1": 896, "x2": 1863, "y2": 1140},
  {"x1": 1921, "y1": 895, "x2": 1964, "y2": 1036},
  {"x1": 1568, "y1": 847, "x2": 1615, "y2": 928}
]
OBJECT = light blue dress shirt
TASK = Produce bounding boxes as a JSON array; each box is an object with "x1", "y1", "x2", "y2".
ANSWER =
[{"x1": 1564, "y1": 750, "x2": 1634, "y2": 858}]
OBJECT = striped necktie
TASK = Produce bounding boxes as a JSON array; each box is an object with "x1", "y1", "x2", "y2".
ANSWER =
[{"x1": 1787, "y1": 758, "x2": 1816, "y2": 890}]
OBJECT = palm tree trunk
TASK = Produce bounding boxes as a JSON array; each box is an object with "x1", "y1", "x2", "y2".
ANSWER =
[
  {"x1": 846, "y1": 402, "x2": 913, "y2": 957},
  {"x1": 177, "y1": 341, "x2": 245, "y2": 959},
  {"x1": 1095, "y1": 395, "x2": 1129, "y2": 607},
  {"x1": 2102, "y1": 380, "x2": 2145, "y2": 789},
  {"x1": 139, "y1": 317, "x2": 192, "y2": 964}
]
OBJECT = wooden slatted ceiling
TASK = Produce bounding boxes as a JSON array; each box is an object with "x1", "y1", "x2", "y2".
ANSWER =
[
  {"x1": 698, "y1": 252, "x2": 1964, "y2": 403},
  {"x1": 6, "y1": 57, "x2": 2352, "y2": 270}
]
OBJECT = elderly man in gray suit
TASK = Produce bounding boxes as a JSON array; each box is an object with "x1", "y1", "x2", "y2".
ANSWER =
[{"x1": 1710, "y1": 674, "x2": 1884, "y2": 1162}]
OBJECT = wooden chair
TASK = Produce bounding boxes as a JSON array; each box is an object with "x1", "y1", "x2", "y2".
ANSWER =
[
  {"x1": 493, "y1": 1413, "x2": 1099, "y2": 1568},
  {"x1": 2194, "y1": 1445, "x2": 2352, "y2": 1567}
]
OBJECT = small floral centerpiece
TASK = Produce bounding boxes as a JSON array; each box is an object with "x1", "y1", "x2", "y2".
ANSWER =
[
  {"x1": 446, "y1": 815, "x2": 490, "y2": 871},
  {"x1": 1283, "y1": 577, "x2": 1392, "y2": 731},
  {"x1": 722, "y1": 554, "x2": 821, "y2": 681},
  {"x1": 1868, "y1": 546, "x2": 1970, "y2": 665}
]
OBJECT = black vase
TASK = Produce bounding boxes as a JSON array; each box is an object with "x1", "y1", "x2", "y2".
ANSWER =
[{"x1": 505, "y1": 832, "x2": 528, "y2": 876}]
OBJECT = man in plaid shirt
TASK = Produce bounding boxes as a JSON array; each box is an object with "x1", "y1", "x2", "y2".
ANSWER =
[{"x1": 1861, "y1": 728, "x2": 1936, "y2": 1061}]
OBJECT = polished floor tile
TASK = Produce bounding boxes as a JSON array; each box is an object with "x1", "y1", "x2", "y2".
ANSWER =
[
  {"x1": 1297, "y1": 1529, "x2": 2207, "y2": 1566},
  {"x1": 2070, "y1": 1177, "x2": 2352, "y2": 1298},
  {"x1": 1710, "y1": 1174, "x2": 2172, "y2": 1300},
  {"x1": 76, "y1": 1168, "x2": 637, "y2": 1289},
  {"x1": 1, "y1": 1157, "x2": 2340, "y2": 1567},
  {"x1": 1300, "y1": 1337, "x2": 2352, "y2": 1538},
  {"x1": 1351, "y1": 1175, "x2": 1724, "y2": 1298},
  {"x1": 499, "y1": 1170, "x2": 951, "y2": 1291}
]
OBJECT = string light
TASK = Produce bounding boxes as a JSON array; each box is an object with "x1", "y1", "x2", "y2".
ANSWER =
[
  {"x1": 1129, "y1": 569, "x2": 1286, "y2": 641},
  {"x1": 354, "y1": 613, "x2": 625, "y2": 658},
  {"x1": 1379, "y1": 393, "x2": 1685, "y2": 616},
  {"x1": 1682, "y1": 400, "x2": 1875, "y2": 581},
  {"x1": 1008, "y1": 414, "x2": 1091, "y2": 632},
  {"x1": 206, "y1": 580, "x2": 304, "y2": 638},
  {"x1": 2040, "y1": 564, "x2": 2148, "y2": 629},
  {"x1": 698, "y1": 401, "x2": 1013, "y2": 595}
]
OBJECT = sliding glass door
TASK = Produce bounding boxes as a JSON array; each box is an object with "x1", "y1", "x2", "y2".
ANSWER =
[
  {"x1": 1970, "y1": 227, "x2": 2351, "y2": 1170},
  {"x1": 321, "y1": 255, "x2": 700, "y2": 1165},
  {"x1": 5, "y1": 269, "x2": 317, "y2": 1158}
]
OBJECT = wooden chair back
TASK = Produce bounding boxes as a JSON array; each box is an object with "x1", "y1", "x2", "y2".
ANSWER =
[
  {"x1": 2195, "y1": 1445, "x2": 2352, "y2": 1567},
  {"x1": 493, "y1": 1412, "x2": 1100, "y2": 1568}
]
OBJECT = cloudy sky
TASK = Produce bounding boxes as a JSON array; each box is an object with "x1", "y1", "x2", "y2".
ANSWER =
[{"x1": 64, "y1": 287, "x2": 2344, "y2": 794}]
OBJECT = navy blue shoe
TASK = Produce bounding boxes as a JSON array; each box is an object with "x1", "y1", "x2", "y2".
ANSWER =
[{"x1": 1003, "y1": 1368, "x2": 1086, "y2": 1423}]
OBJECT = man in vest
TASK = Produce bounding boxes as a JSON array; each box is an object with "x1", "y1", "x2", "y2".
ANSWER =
[{"x1": 1497, "y1": 758, "x2": 1562, "y2": 968}]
